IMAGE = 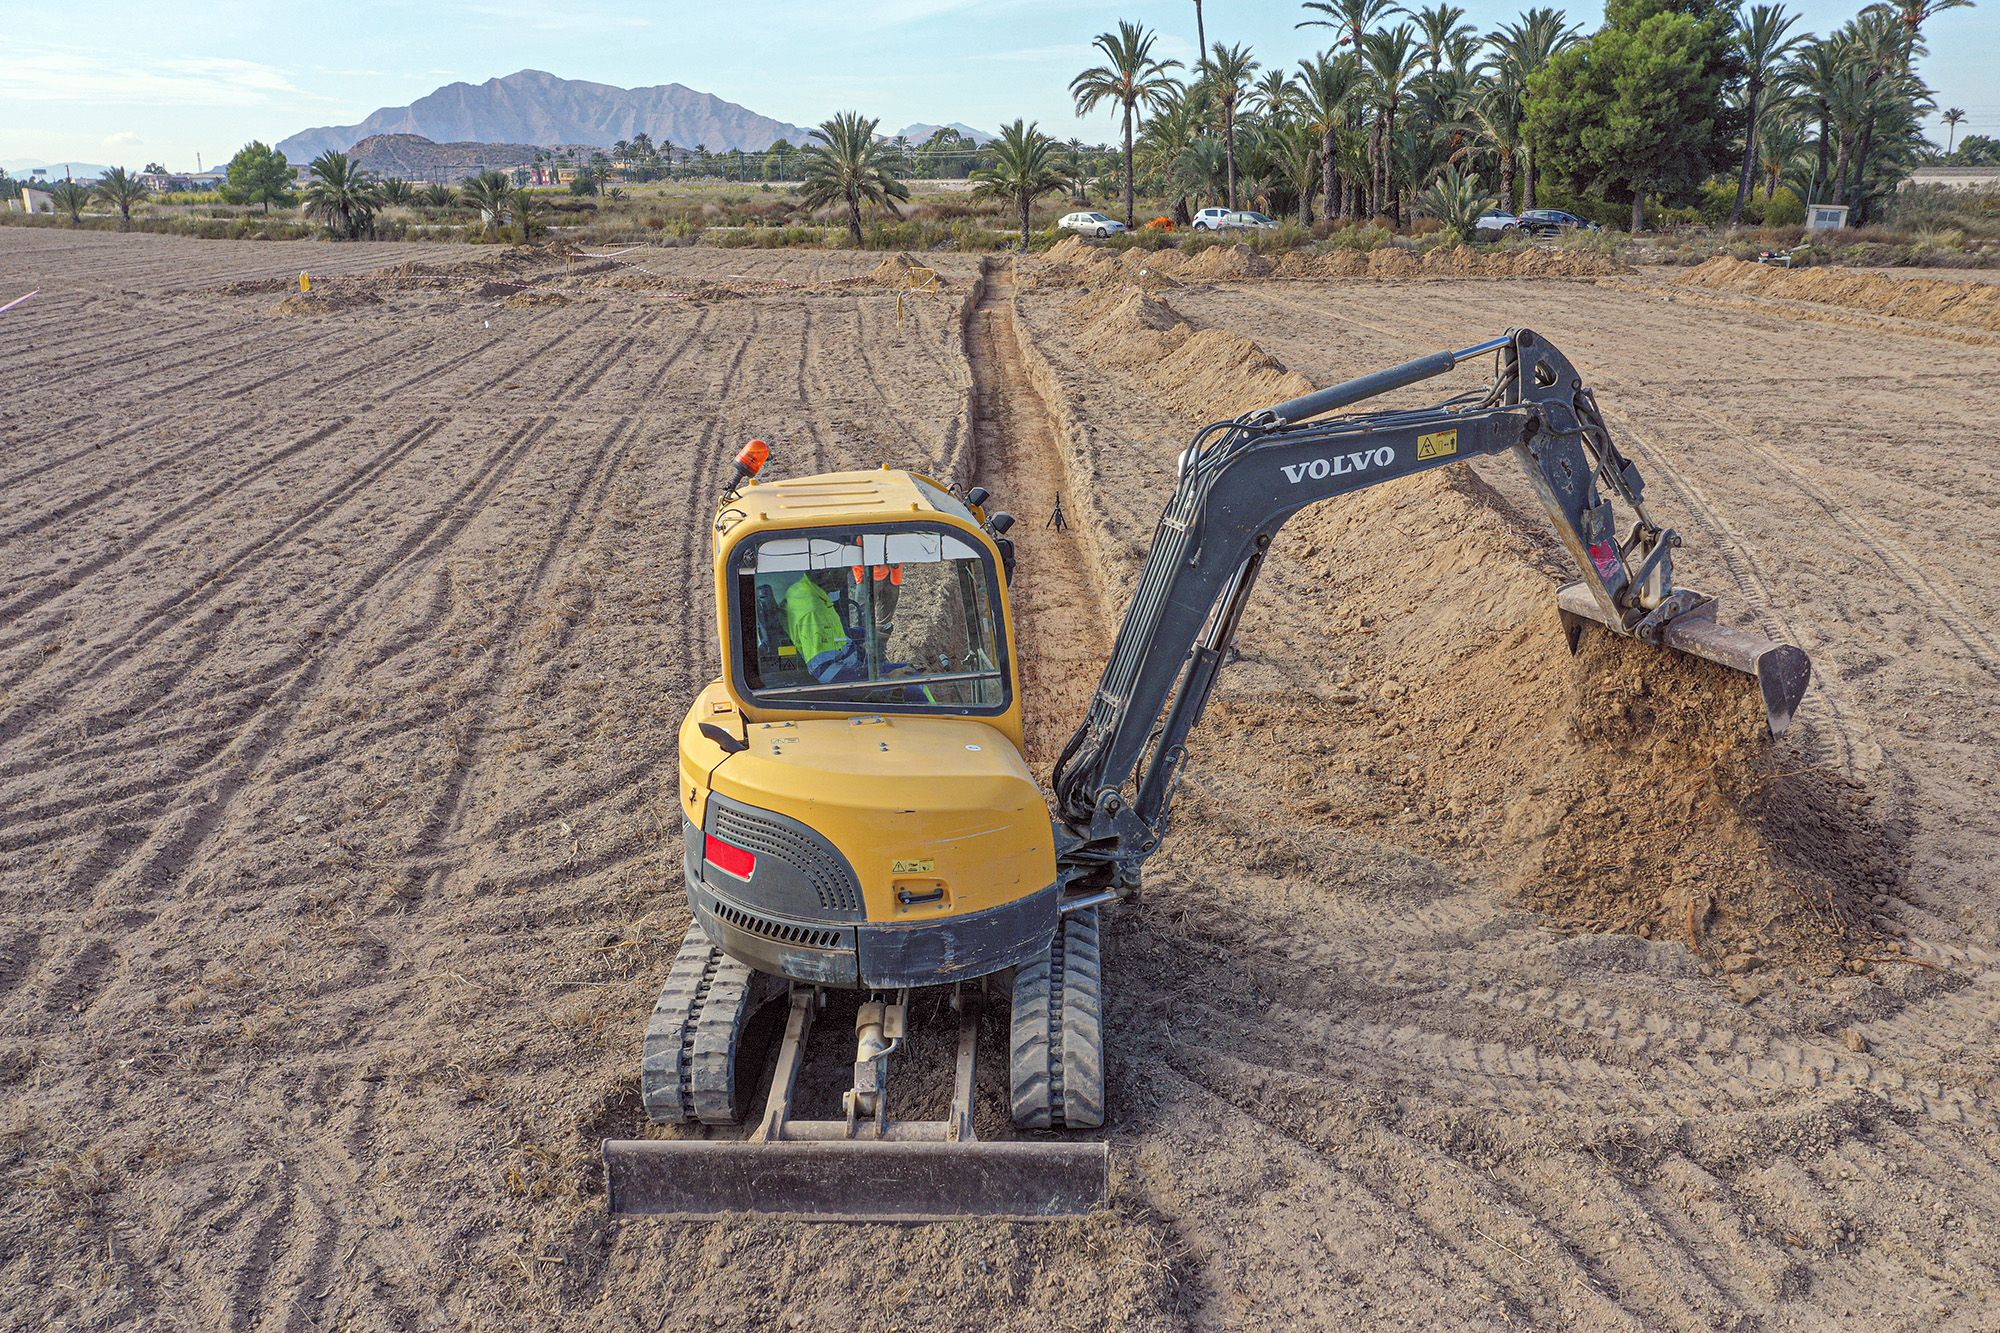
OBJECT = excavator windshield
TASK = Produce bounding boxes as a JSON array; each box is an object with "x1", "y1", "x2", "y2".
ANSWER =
[{"x1": 730, "y1": 524, "x2": 1009, "y2": 714}]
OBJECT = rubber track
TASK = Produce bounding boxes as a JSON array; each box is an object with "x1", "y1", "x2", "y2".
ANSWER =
[{"x1": 1010, "y1": 907, "x2": 1105, "y2": 1129}]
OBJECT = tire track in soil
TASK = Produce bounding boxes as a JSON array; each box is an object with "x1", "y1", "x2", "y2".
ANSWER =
[
  {"x1": 0, "y1": 412, "x2": 176, "y2": 497},
  {"x1": 390, "y1": 414, "x2": 642, "y2": 905},
  {"x1": 0, "y1": 415, "x2": 357, "y2": 644},
  {"x1": 3, "y1": 416, "x2": 559, "y2": 1021},
  {"x1": 0, "y1": 418, "x2": 450, "y2": 816}
]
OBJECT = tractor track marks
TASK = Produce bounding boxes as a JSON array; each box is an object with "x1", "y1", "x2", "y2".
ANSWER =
[{"x1": 7, "y1": 417, "x2": 556, "y2": 938}]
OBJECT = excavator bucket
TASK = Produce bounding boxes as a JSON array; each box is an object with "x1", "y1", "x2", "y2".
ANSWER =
[
  {"x1": 1555, "y1": 582, "x2": 1812, "y2": 736},
  {"x1": 603, "y1": 1138, "x2": 1109, "y2": 1221}
]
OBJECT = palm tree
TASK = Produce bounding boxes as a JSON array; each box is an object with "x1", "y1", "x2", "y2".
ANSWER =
[
  {"x1": 1193, "y1": 0, "x2": 1207, "y2": 57},
  {"x1": 1359, "y1": 24, "x2": 1422, "y2": 220},
  {"x1": 800, "y1": 110, "x2": 909, "y2": 246},
  {"x1": 1418, "y1": 165, "x2": 1495, "y2": 241},
  {"x1": 1941, "y1": 106, "x2": 1966, "y2": 153},
  {"x1": 1731, "y1": 4, "x2": 1807, "y2": 225},
  {"x1": 1412, "y1": 3, "x2": 1477, "y2": 70},
  {"x1": 1198, "y1": 42, "x2": 1261, "y2": 209},
  {"x1": 1758, "y1": 113, "x2": 1814, "y2": 199},
  {"x1": 1298, "y1": 51, "x2": 1364, "y2": 220},
  {"x1": 461, "y1": 170, "x2": 514, "y2": 234},
  {"x1": 1071, "y1": 21, "x2": 1182, "y2": 227},
  {"x1": 301, "y1": 151, "x2": 386, "y2": 239},
  {"x1": 379, "y1": 177, "x2": 414, "y2": 205},
  {"x1": 1253, "y1": 69, "x2": 1299, "y2": 117},
  {"x1": 971, "y1": 119, "x2": 1066, "y2": 248},
  {"x1": 1460, "y1": 89, "x2": 1524, "y2": 213},
  {"x1": 1488, "y1": 7, "x2": 1583, "y2": 209},
  {"x1": 95, "y1": 167, "x2": 148, "y2": 230},
  {"x1": 420, "y1": 181, "x2": 455, "y2": 209},
  {"x1": 1298, "y1": 0, "x2": 1403, "y2": 51},
  {"x1": 50, "y1": 179, "x2": 91, "y2": 225},
  {"x1": 1270, "y1": 119, "x2": 1323, "y2": 222},
  {"x1": 1862, "y1": 0, "x2": 1974, "y2": 44},
  {"x1": 509, "y1": 186, "x2": 541, "y2": 241}
]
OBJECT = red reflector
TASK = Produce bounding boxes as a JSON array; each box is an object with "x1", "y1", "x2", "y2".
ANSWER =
[{"x1": 704, "y1": 834, "x2": 756, "y2": 879}]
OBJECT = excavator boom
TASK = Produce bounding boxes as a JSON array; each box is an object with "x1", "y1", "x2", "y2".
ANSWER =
[{"x1": 1051, "y1": 327, "x2": 1809, "y2": 892}]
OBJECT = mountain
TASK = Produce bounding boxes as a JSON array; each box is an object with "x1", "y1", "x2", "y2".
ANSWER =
[
  {"x1": 278, "y1": 70, "x2": 816, "y2": 161},
  {"x1": 891, "y1": 123, "x2": 993, "y2": 145}
]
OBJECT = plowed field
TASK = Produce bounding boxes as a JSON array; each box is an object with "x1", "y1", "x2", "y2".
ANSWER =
[{"x1": 4, "y1": 229, "x2": 1997, "y2": 1331}]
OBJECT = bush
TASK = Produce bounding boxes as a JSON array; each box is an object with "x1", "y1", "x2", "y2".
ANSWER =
[{"x1": 1765, "y1": 187, "x2": 1805, "y2": 227}]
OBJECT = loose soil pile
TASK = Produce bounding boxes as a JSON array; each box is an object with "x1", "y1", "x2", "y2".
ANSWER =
[
  {"x1": 1681, "y1": 255, "x2": 2000, "y2": 331},
  {"x1": 1036, "y1": 237, "x2": 1625, "y2": 287}
]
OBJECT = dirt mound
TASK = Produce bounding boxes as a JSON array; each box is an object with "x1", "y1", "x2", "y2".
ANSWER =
[
  {"x1": 270, "y1": 288, "x2": 383, "y2": 315},
  {"x1": 1680, "y1": 256, "x2": 2000, "y2": 331},
  {"x1": 1065, "y1": 285, "x2": 1311, "y2": 421},
  {"x1": 503, "y1": 289, "x2": 570, "y2": 309},
  {"x1": 1043, "y1": 235, "x2": 1113, "y2": 266},
  {"x1": 1047, "y1": 267, "x2": 1870, "y2": 970},
  {"x1": 1181, "y1": 243, "x2": 1273, "y2": 281}
]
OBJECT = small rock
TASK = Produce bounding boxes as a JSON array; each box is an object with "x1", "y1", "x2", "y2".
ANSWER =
[
  {"x1": 1722, "y1": 953, "x2": 1763, "y2": 975},
  {"x1": 1844, "y1": 1030, "x2": 1868, "y2": 1054}
]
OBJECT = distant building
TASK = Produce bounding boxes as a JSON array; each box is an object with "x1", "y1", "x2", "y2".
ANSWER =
[{"x1": 1905, "y1": 167, "x2": 2000, "y2": 190}]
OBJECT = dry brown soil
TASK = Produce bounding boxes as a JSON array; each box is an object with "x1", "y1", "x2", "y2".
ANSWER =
[{"x1": 4, "y1": 229, "x2": 1998, "y2": 1332}]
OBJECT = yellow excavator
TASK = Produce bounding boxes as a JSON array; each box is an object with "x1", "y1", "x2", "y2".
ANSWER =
[{"x1": 601, "y1": 330, "x2": 1811, "y2": 1220}]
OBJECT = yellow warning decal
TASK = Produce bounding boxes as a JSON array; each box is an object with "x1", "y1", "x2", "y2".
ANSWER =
[
  {"x1": 892, "y1": 858, "x2": 937, "y2": 875},
  {"x1": 1417, "y1": 429, "x2": 1459, "y2": 460}
]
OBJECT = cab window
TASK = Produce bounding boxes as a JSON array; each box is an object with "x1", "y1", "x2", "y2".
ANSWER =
[{"x1": 731, "y1": 525, "x2": 1009, "y2": 713}]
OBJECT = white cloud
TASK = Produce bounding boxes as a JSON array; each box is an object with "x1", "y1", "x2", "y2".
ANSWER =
[
  {"x1": 11, "y1": 45, "x2": 321, "y2": 109},
  {"x1": 104, "y1": 130, "x2": 144, "y2": 149}
]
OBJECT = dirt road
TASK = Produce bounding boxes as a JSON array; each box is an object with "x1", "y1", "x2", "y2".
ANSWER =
[{"x1": 5, "y1": 229, "x2": 1998, "y2": 1331}]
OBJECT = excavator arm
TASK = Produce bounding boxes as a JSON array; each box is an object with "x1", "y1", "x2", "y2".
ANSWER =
[{"x1": 1050, "y1": 328, "x2": 1810, "y2": 894}]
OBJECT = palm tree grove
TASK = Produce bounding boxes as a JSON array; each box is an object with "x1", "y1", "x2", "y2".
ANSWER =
[{"x1": 7, "y1": 0, "x2": 1985, "y2": 256}]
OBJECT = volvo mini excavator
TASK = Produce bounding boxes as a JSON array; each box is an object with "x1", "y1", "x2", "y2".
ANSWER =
[{"x1": 601, "y1": 328, "x2": 1811, "y2": 1221}]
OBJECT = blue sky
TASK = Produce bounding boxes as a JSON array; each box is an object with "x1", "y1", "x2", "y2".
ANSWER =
[{"x1": 3, "y1": 0, "x2": 1992, "y2": 170}]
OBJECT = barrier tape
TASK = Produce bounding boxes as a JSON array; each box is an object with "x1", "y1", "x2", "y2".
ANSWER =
[{"x1": 0, "y1": 289, "x2": 39, "y2": 315}]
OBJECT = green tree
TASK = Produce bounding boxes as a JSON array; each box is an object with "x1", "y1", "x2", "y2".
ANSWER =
[
  {"x1": 420, "y1": 181, "x2": 456, "y2": 209},
  {"x1": 1197, "y1": 42, "x2": 1261, "y2": 208},
  {"x1": 95, "y1": 166, "x2": 148, "y2": 229},
  {"x1": 1527, "y1": 2, "x2": 1737, "y2": 232},
  {"x1": 461, "y1": 171, "x2": 515, "y2": 234},
  {"x1": 509, "y1": 186, "x2": 541, "y2": 242},
  {"x1": 222, "y1": 141, "x2": 295, "y2": 214},
  {"x1": 799, "y1": 111, "x2": 910, "y2": 246},
  {"x1": 50, "y1": 179, "x2": 92, "y2": 224},
  {"x1": 380, "y1": 176, "x2": 414, "y2": 205},
  {"x1": 1071, "y1": 20, "x2": 1183, "y2": 227},
  {"x1": 1417, "y1": 164, "x2": 1495, "y2": 240},
  {"x1": 1412, "y1": 2, "x2": 1478, "y2": 69},
  {"x1": 1489, "y1": 7, "x2": 1585, "y2": 208},
  {"x1": 971, "y1": 119, "x2": 1066, "y2": 248},
  {"x1": 300, "y1": 151, "x2": 385, "y2": 239}
]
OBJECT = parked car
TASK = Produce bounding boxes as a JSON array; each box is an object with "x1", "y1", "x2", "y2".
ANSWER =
[
  {"x1": 1516, "y1": 209, "x2": 1601, "y2": 236},
  {"x1": 1058, "y1": 210, "x2": 1127, "y2": 238},
  {"x1": 1198, "y1": 209, "x2": 1280, "y2": 231},
  {"x1": 1473, "y1": 210, "x2": 1520, "y2": 238}
]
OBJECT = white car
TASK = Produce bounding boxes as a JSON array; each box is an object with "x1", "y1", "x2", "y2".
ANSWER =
[
  {"x1": 1474, "y1": 210, "x2": 1520, "y2": 238},
  {"x1": 1058, "y1": 211, "x2": 1126, "y2": 238},
  {"x1": 1194, "y1": 208, "x2": 1279, "y2": 231}
]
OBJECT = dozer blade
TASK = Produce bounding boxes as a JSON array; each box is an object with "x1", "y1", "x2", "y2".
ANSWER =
[
  {"x1": 1556, "y1": 582, "x2": 1811, "y2": 736},
  {"x1": 602, "y1": 1138, "x2": 1110, "y2": 1222}
]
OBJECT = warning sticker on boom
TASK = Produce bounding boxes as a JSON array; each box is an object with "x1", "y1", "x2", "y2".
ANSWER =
[{"x1": 1417, "y1": 429, "x2": 1459, "y2": 460}]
